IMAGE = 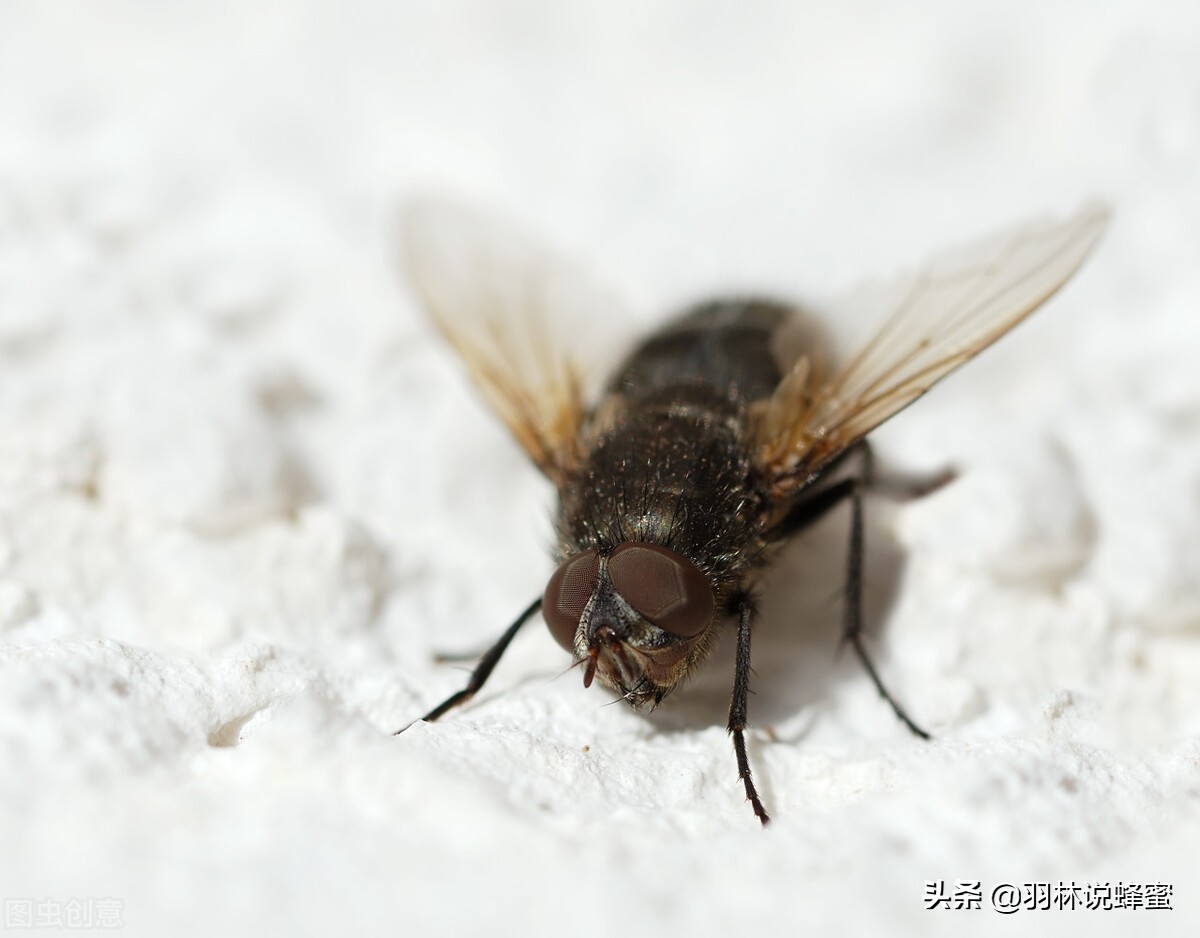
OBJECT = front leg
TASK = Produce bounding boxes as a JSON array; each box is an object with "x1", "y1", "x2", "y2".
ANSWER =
[
  {"x1": 397, "y1": 596, "x2": 543, "y2": 731},
  {"x1": 728, "y1": 591, "x2": 770, "y2": 826}
]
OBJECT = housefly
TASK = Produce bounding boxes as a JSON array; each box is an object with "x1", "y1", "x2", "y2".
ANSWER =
[{"x1": 398, "y1": 199, "x2": 1109, "y2": 825}]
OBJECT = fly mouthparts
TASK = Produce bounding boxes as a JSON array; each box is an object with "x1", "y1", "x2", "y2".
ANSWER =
[{"x1": 582, "y1": 650, "x2": 598, "y2": 689}]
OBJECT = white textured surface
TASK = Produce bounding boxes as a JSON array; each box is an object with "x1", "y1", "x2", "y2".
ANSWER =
[{"x1": 2, "y1": 1, "x2": 1199, "y2": 936}]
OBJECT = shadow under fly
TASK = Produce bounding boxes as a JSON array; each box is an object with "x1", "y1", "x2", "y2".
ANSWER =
[
  {"x1": 395, "y1": 199, "x2": 1109, "y2": 826},
  {"x1": 661, "y1": 445, "x2": 945, "y2": 737}
]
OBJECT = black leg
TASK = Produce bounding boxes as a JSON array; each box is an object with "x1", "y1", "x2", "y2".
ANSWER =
[
  {"x1": 780, "y1": 440, "x2": 955, "y2": 515},
  {"x1": 728, "y1": 592, "x2": 770, "y2": 826},
  {"x1": 396, "y1": 597, "x2": 543, "y2": 732},
  {"x1": 773, "y1": 476, "x2": 859, "y2": 540},
  {"x1": 771, "y1": 442, "x2": 875, "y2": 541},
  {"x1": 869, "y1": 465, "x2": 957, "y2": 501},
  {"x1": 841, "y1": 474, "x2": 930, "y2": 740},
  {"x1": 772, "y1": 443, "x2": 931, "y2": 740}
]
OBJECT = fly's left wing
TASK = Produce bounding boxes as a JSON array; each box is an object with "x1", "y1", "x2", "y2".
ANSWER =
[
  {"x1": 753, "y1": 204, "x2": 1110, "y2": 492},
  {"x1": 401, "y1": 198, "x2": 628, "y2": 486}
]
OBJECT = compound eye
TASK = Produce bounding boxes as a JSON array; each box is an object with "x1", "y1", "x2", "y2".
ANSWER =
[
  {"x1": 606, "y1": 543, "x2": 714, "y2": 638},
  {"x1": 542, "y1": 550, "x2": 601, "y2": 652}
]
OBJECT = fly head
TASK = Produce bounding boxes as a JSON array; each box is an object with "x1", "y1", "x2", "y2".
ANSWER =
[{"x1": 542, "y1": 543, "x2": 716, "y2": 708}]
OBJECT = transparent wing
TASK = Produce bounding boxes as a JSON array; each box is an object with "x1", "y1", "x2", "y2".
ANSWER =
[
  {"x1": 400, "y1": 198, "x2": 628, "y2": 484},
  {"x1": 753, "y1": 203, "x2": 1110, "y2": 487}
]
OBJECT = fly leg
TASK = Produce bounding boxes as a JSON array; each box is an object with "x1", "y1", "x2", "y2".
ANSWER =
[
  {"x1": 728, "y1": 591, "x2": 770, "y2": 826},
  {"x1": 396, "y1": 597, "x2": 543, "y2": 732},
  {"x1": 775, "y1": 443, "x2": 943, "y2": 739},
  {"x1": 839, "y1": 459, "x2": 930, "y2": 739}
]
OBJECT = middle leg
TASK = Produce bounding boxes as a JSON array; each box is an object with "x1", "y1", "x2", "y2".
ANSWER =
[{"x1": 774, "y1": 444, "x2": 931, "y2": 739}]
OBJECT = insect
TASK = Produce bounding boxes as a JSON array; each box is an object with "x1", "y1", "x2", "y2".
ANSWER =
[{"x1": 398, "y1": 199, "x2": 1108, "y2": 825}]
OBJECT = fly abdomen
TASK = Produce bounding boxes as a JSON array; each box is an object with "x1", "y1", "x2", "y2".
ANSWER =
[{"x1": 607, "y1": 299, "x2": 791, "y2": 404}]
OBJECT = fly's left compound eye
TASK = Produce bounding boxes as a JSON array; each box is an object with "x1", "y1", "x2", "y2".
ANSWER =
[
  {"x1": 542, "y1": 550, "x2": 601, "y2": 652},
  {"x1": 606, "y1": 543, "x2": 715, "y2": 638}
]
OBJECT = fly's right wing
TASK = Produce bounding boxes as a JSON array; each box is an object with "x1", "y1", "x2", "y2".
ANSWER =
[{"x1": 401, "y1": 198, "x2": 629, "y2": 486}]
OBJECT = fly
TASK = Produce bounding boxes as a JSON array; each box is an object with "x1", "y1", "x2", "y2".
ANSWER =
[{"x1": 397, "y1": 199, "x2": 1109, "y2": 825}]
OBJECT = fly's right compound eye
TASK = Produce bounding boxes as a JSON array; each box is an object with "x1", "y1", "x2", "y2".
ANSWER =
[{"x1": 542, "y1": 550, "x2": 601, "y2": 652}]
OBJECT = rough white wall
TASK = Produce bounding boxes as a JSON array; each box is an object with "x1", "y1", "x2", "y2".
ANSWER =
[{"x1": 1, "y1": 1, "x2": 1197, "y2": 936}]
